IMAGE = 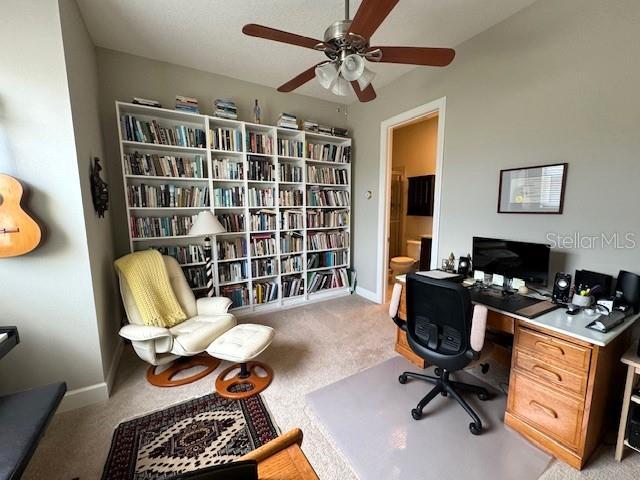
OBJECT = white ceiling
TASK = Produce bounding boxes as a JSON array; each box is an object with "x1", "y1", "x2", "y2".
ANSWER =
[{"x1": 77, "y1": 0, "x2": 538, "y2": 103}]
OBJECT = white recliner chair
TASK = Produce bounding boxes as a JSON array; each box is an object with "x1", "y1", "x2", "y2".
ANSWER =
[{"x1": 117, "y1": 255, "x2": 237, "y2": 386}]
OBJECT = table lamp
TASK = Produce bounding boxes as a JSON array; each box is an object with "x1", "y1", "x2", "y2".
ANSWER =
[{"x1": 189, "y1": 210, "x2": 226, "y2": 297}]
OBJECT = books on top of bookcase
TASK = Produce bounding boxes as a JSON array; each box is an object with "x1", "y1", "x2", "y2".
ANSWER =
[
  {"x1": 132, "y1": 97, "x2": 161, "y2": 108},
  {"x1": 214, "y1": 99, "x2": 238, "y2": 120},
  {"x1": 277, "y1": 113, "x2": 298, "y2": 130},
  {"x1": 175, "y1": 96, "x2": 200, "y2": 113}
]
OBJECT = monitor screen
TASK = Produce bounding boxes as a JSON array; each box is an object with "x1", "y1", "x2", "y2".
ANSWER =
[{"x1": 472, "y1": 237, "x2": 550, "y2": 286}]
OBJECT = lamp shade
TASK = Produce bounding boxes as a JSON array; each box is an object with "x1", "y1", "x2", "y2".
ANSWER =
[
  {"x1": 331, "y1": 75, "x2": 351, "y2": 96},
  {"x1": 189, "y1": 210, "x2": 226, "y2": 236},
  {"x1": 315, "y1": 63, "x2": 338, "y2": 89},
  {"x1": 340, "y1": 54, "x2": 365, "y2": 82},
  {"x1": 357, "y1": 66, "x2": 376, "y2": 89}
]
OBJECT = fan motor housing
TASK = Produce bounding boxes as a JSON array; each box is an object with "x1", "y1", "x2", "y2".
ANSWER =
[{"x1": 323, "y1": 20, "x2": 368, "y2": 59}]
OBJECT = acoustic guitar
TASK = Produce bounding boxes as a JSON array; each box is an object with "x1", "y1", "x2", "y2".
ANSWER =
[{"x1": 0, "y1": 174, "x2": 41, "y2": 257}]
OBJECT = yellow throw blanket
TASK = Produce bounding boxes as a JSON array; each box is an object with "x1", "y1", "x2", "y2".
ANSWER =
[{"x1": 115, "y1": 250, "x2": 187, "y2": 327}]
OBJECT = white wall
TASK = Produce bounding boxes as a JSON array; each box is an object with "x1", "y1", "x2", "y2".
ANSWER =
[
  {"x1": 0, "y1": 0, "x2": 107, "y2": 399},
  {"x1": 348, "y1": 0, "x2": 640, "y2": 295}
]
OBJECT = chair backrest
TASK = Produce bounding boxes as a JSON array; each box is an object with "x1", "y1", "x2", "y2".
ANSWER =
[
  {"x1": 405, "y1": 273, "x2": 474, "y2": 371},
  {"x1": 118, "y1": 255, "x2": 197, "y2": 325}
]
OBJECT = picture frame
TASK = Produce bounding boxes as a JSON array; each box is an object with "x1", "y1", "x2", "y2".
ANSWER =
[{"x1": 497, "y1": 163, "x2": 568, "y2": 214}]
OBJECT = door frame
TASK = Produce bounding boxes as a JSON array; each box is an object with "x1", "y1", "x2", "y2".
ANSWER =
[{"x1": 375, "y1": 97, "x2": 447, "y2": 303}]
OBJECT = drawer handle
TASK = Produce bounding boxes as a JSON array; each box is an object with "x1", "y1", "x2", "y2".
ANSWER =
[
  {"x1": 534, "y1": 341, "x2": 565, "y2": 356},
  {"x1": 529, "y1": 400, "x2": 558, "y2": 419},
  {"x1": 532, "y1": 365, "x2": 562, "y2": 382}
]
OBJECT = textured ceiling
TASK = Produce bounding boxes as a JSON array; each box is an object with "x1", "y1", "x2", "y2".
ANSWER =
[{"x1": 77, "y1": 0, "x2": 538, "y2": 103}]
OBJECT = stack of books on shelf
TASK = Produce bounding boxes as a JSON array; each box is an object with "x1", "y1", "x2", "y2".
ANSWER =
[
  {"x1": 121, "y1": 115, "x2": 206, "y2": 148},
  {"x1": 217, "y1": 238, "x2": 246, "y2": 260},
  {"x1": 279, "y1": 163, "x2": 302, "y2": 182},
  {"x1": 307, "y1": 188, "x2": 350, "y2": 207},
  {"x1": 307, "y1": 166, "x2": 349, "y2": 185},
  {"x1": 252, "y1": 258, "x2": 278, "y2": 277},
  {"x1": 277, "y1": 113, "x2": 298, "y2": 130},
  {"x1": 127, "y1": 185, "x2": 208, "y2": 208},
  {"x1": 277, "y1": 138, "x2": 303, "y2": 158},
  {"x1": 248, "y1": 187, "x2": 275, "y2": 207},
  {"x1": 219, "y1": 261, "x2": 247, "y2": 283},
  {"x1": 307, "y1": 250, "x2": 348, "y2": 269},
  {"x1": 221, "y1": 284, "x2": 249, "y2": 308},
  {"x1": 282, "y1": 275, "x2": 304, "y2": 298},
  {"x1": 130, "y1": 214, "x2": 196, "y2": 238},
  {"x1": 213, "y1": 186, "x2": 244, "y2": 207},
  {"x1": 250, "y1": 234, "x2": 276, "y2": 256},
  {"x1": 184, "y1": 266, "x2": 207, "y2": 288},
  {"x1": 156, "y1": 245, "x2": 205, "y2": 264},
  {"x1": 281, "y1": 210, "x2": 303, "y2": 230},
  {"x1": 248, "y1": 155, "x2": 275, "y2": 181},
  {"x1": 214, "y1": 99, "x2": 238, "y2": 120},
  {"x1": 210, "y1": 127, "x2": 242, "y2": 151},
  {"x1": 307, "y1": 268, "x2": 349, "y2": 293},
  {"x1": 279, "y1": 189, "x2": 303, "y2": 207},
  {"x1": 318, "y1": 124, "x2": 333, "y2": 136},
  {"x1": 217, "y1": 213, "x2": 245, "y2": 232},
  {"x1": 281, "y1": 255, "x2": 303, "y2": 274},
  {"x1": 280, "y1": 232, "x2": 303, "y2": 253},
  {"x1": 307, "y1": 209, "x2": 349, "y2": 228},
  {"x1": 307, "y1": 143, "x2": 351, "y2": 163},
  {"x1": 302, "y1": 120, "x2": 318, "y2": 133},
  {"x1": 124, "y1": 153, "x2": 204, "y2": 178},
  {"x1": 132, "y1": 97, "x2": 161, "y2": 108},
  {"x1": 212, "y1": 158, "x2": 243, "y2": 180},
  {"x1": 332, "y1": 127, "x2": 349, "y2": 138},
  {"x1": 308, "y1": 230, "x2": 350, "y2": 250},
  {"x1": 253, "y1": 281, "x2": 278, "y2": 304},
  {"x1": 247, "y1": 132, "x2": 273, "y2": 154},
  {"x1": 250, "y1": 210, "x2": 276, "y2": 231},
  {"x1": 175, "y1": 96, "x2": 199, "y2": 113}
]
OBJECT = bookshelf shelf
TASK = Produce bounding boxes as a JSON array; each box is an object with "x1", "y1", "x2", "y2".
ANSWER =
[{"x1": 116, "y1": 100, "x2": 351, "y2": 316}]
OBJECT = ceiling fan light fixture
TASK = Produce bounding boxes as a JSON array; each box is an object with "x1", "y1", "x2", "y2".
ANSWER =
[
  {"x1": 315, "y1": 62, "x2": 338, "y2": 89},
  {"x1": 330, "y1": 75, "x2": 351, "y2": 96},
  {"x1": 356, "y1": 66, "x2": 376, "y2": 89},
  {"x1": 340, "y1": 53, "x2": 365, "y2": 82}
]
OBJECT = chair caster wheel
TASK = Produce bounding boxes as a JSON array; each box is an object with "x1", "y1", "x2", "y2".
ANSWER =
[
  {"x1": 411, "y1": 408, "x2": 422, "y2": 420},
  {"x1": 440, "y1": 391, "x2": 448, "y2": 397},
  {"x1": 398, "y1": 374, "x2": 408, "y2": 384},
  {"x1": 434, "y1": 367, "x2": 443, "y2": 377},
  {"x1": 469, "y1": 422, "x2": 482, "y2": 435},
  {"x1": 478, "y1": 391, "x2": 490, "y2": 401},
  {"x1": 480, "y1": 363, "x2": 490, "y2": 374}
]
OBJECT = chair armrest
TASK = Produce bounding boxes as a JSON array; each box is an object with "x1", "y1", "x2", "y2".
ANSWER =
[
  {"x1": 197, "y1": 297, "x2": 233, "y2": 316},
  {"x1": 119, "y1": 324, "x2": 171, "y2": 342},
  {"x1": 239, "y1": 428, "x2": 303, "y2": 463},
  {"x1": 470, "y1": 305, "x2": 488, "y2": 352},
  {"x1": 389, "y1": 283, "x2": 407, "y2": 332}
]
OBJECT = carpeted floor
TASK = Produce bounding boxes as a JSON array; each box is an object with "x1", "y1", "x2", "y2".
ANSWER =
[{"x1": 23, "y1": 294, "x2": 640, "y2": 479}]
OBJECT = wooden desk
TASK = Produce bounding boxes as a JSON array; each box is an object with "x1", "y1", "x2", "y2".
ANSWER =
[{"x1": 393, "y1": 279, "x2": 636, "y2": 470}]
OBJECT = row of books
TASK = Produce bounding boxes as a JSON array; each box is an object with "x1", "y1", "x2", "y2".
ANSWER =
[
  {"x1": 307, "y1": 189, "x2": 350, "y2": 207},
  {"x1": 210, "y1": 127, "x2": 242, "y2": 151},
  {"x1": 301, "y1": 121, "x2": 348, "y2": 138},
  {"x1": 248, "y1": 156, "x2": 275, "y2": 181},
  {"x1": 124, "y1": 153, "x2": 205, "y2": 178},
  {"x1": 252, "y1": 258, "x2": 278, "y2": 277},
  {"x1": 250, "y1": 234, "x2": 277, "y2": 257},
  {"x1": 219, "y1": 261, "x2": 248, "y2": 283},
  {"x1": 279, "y1": 189, "x2": 303, "y2": 207},
  {"x1": 121, "y1": 115, "x2": 206, "y2": 148},
  {"x1": 175, "y1": 95, "x2": 199, "y2": 113},
  {"x1": 282, "y1": 275, "x2": 304, "y2": 298},
  {"x1": 217, "y1": 213, "x2": 245, "y2": 232},
  {"x1": 155, "y1": 244, "x2": 205, "y2": 264},
  {"x1": 307, "y1": 268, "x2": 349, "y2": 293},
  {"x1": 307, "y1": 209, "x2": 349, "y2": 228},
  {"x1": 307, "y1": 143, "x2": 351, "y2": 163},
  {"x1": 279, "y1": 163, "x2": 302, "y2": 182},
  {"x1": 307, "y1": 166, "x2": 349, "y2": 185},
  {"x1": 253, "y1": 281, "x2": 278, "y2": 304},
  {"x1": 247, "y1": 132, "x2": 273, "y2": 155},
  {"x1": 132, "y1": 97, "x2": 161, "y2": 108},
  {"x1": 130, "y1": 215, "x2": 196, "y2": 238},
  {"x1": 281, "y1": 232, "x2": 303, "y2": 253},
  {"x1": 248, "y1": 187, "x2": 274, "y2": 207},
  {"x1": 214, "y1": 99, "x2": 238, "y2": 120},
  {"x1": 281, "y1": 255, "x2": 303, "y2": 274},
  {"x1": 213, "y1": 186, "x2": 244, "y2": 207},
  {"x1": 184, "y1": 266, "x2": 207, "y2": 288},
  {"x1": 277, "y1": 112, "x2": 298, "y2": 130},
  {"x1": 217, "y1": 238, "x2": 246, "y2": 260},
  {"x1": 307, "y1": 250, "x2": 348, "y2": 269},
  {"x1": 308, "y1": 230, "x2": 350, "y2": 250},
  {"x1": 212, "y1": 158, "x2": 243, "y2": 180},
  {"x1": 221, "y1": 284, "x2": 249, "y2": 308},
  {"x1": 281, "y1": 210, "x2": 303, "y2": 230},
  {"x1": 250, "y1": 211, "x2": 276, "y2": 231},
  {"x1": 277, "y1": 138, "x2": 303, "y2": 157},
  {"x1": 127, "y1": 185, "x2": 208, "y2": 208}
]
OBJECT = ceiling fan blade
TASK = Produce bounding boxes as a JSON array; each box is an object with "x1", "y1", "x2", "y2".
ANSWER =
[
  {"x1": 370, "y1": 46, "x2": 456, "y2": 66},
  {"x1": 277, "y1": 65, "x2": 320, "y2": 93},
  {"x1": 351, "y1": 81, "x2": 377, "y2": 103},
  {"x1": 242, "y1": 24, "x2": 323, "y2": 50},
  {"x1": 348, "y1": 0, "x2": 399, "y2": 39}
]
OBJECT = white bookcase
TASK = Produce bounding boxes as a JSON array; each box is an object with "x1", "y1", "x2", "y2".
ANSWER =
[{"x1": 116, "y1": 101, "x2": 351, "y2": 315}]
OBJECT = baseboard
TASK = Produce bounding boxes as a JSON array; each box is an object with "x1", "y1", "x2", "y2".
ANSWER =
[
  {"x1": 58, "y1": 382, "x2": 109, "y2": 413},
  {"x1": 356, "y1": 286, "x2": 379, "y2": 303},
  {"x1": 106, "y1": 339, "x2": 124, "y2": 394}
]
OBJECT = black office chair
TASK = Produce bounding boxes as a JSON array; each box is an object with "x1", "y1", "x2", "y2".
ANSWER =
[{"x1": 389, "y1": 273, "x2": 491, "y2": 435}]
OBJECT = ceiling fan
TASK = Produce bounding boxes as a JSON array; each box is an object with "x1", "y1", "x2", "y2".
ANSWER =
[{"x1": 242, "y1": 0, "x2": 456, "y2": 102}]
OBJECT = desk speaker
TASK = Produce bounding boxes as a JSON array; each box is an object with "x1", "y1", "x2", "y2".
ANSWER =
[
  {"x1": 552, "y1": 272, "x2": 572, "y2": 304},
  {"x1": 616, "y1": 270, "x2": 640, "y2": 314},
  {"x1": 457, "y1": 256, "x2": 471, "y2": 276}
]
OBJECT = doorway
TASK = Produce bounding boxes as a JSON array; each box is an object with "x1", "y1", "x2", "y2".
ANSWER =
[{"x1": 376, "y1": 98, "x2": 446, "y2": 303}]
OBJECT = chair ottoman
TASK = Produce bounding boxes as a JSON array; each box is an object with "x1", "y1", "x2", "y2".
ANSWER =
[{"x1": 207, "y1": 324, "x2": 275, "y2": 399}]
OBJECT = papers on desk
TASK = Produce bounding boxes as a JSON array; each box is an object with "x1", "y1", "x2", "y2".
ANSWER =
[
  {"x1": 417, "y1": 270, "x2": 461, "y2": 280},
  {"x1": 586, "y1": 311, "x2": 628, "y2": 333},
  {"x1": 0, "y1": 333, "x2": 7, "y2": 344}
]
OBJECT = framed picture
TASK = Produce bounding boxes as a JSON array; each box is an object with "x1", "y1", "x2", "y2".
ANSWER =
[{"x1": 498, "y1": 163, "x2": 568, "y2": 214}]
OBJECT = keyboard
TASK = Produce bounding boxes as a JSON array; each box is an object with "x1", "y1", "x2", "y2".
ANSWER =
[{"x1": 469, "y1": 287, "x2": 542, "y2": 314}]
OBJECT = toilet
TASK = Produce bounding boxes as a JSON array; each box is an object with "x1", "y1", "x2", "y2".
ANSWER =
[{"x1": 390, "y1": 240, "x2": 422, "y2": 276}]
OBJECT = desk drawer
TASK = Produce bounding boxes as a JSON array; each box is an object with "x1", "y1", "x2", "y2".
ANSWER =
[
  {"x1": 514, "y1": 349, "x2": 588, "y2": 397},
  {"x1": 509, "y1": 372, "x2": 584, "y2": 449},
  {"x1": 518, "y1": 327, "x2": 591, "y2": 371}
]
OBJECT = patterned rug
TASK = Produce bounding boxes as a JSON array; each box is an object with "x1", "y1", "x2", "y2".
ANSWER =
[{"x1": 102, "y1": 393, "x2": 279, "y2": 479}]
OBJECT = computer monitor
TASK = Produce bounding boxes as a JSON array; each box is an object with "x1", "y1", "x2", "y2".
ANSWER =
[{"x1": 472, "y1": 237, "x2": 550, "y2": 286}]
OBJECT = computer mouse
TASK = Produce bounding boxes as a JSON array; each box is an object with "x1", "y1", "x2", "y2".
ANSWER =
[{"x1": 566, "y1": 304, "x2": 580, "y2": 315}]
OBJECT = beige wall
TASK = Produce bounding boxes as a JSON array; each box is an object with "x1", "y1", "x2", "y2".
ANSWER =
[
  {"x1": 391, "y1": 116, "x2": 438, "y2": 254},
  {"x1": 348, "y1": 0, "x2": 640, "y2": 295},
  {"x1": 95, "y1": 48, "x2": 350, "y2": 258}
]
